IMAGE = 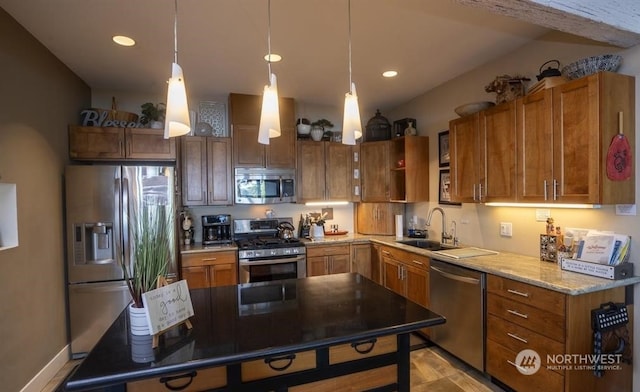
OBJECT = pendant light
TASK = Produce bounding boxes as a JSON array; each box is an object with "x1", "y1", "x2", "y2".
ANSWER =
[
  {"x1": 258, "y1": 0, "x2": 281, "y2": 145},
  {"x1": 342, "y1": 0, "x2": 362, "y2": 145},
  {"x1": 164, "y1": 0, "x2": 191, "y2": 139}
]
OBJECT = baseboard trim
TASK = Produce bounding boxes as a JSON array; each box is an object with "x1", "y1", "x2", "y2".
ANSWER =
[{"x1": 20, "y1": 345, "x2": 69, "y2": 392}]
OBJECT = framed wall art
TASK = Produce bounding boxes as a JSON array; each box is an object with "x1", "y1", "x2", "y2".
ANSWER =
[
  {"x1": 439, "y1": 169, "x2": 459, "y2": 205},
  {"x1": 438, "y1": 130, "x2": 450, "y2": 167}
]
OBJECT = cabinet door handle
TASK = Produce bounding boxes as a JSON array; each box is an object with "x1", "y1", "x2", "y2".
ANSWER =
[
  {"x1": 553, "y1": 179, "x2": 558, "y2": 200},
  {"x1": 265, "y1": 354, "x2": 296, "y2": 371},
  {"x1": 478, "y1": 183, "x2": 483, "y2": 201},
  {"x1": 507, "y1": 309, "x2": 529, "y2": 319},
  {"x1": 159, "y1": 371, "x2": 197, "y2": 391},
  {"x1": 202, "y1": 257, "x2": 217, "y2": 262},
  {"x1": 507, "y1": 332, "x2": 528, "y2": 344},
  {"x1": 473, "y1": 184, "x2": 477, "y2": 201},
  {"x1": 382, "y1": 250, "x2": 391, "y2": 256},
  {"x1": 507, "y1": 289, "x2": 529, "y2": 298},
  {"x1": 507, "y1": 359, "x2": 528, "y2": 372},
  {"x1": 411, "y1": 259, "x2": 424, "y2": 266},
  {"x1": 543, "y1": 180, "x2": 548, "y2": 200}
]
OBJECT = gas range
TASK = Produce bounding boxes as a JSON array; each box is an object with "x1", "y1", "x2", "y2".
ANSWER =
[{"x1": 234, "y1": 218, "x2": 306, "y2": 261}]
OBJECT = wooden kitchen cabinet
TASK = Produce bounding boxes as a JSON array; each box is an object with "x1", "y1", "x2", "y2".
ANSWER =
[
  {"x1": 355, "y1": 202, "x2": 404, "y2": 235},
  {"x1": 380, "y1": 246, "x2": 429, "y2": 308},
  {"x1": 388, "y1": 136, "x2": 430, "y2": 202},
  {"x1": 350, "y1": 243, "x2": 372, "y2": 280},
  {"x1": 360, "y1": 140, "x2": 390, "y2": 201},
  {"x1": 486, "y1": 274, "x2": 632, "y2": 392},
  {"x1": 297, "y1": 141, "x2": 354, "y2": 202},
  {"x1": 449, "y1": 101, "x2": 516, "y2": 203},
  {"x1": 306, "y1": 244, "x2": 350, "y2": 277},
  {"x1": 180, "y1": 250, "x2": 237, "y2": 289},
  {"x1": 69, "y1": 126, "x2": 176, "y2": 161},
  {"x1": 181, "y1": 136, "x2": 232, "y2": 206},
  {"x1": 229, "y1": 93, "x2": 296, "y2": 169},
  {"x1": 516, "y1": 71, "x2": 635, "y2": 204}
]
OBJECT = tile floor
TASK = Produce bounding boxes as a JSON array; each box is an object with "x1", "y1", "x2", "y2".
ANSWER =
[{"x1": 43, "y1": 335, "x2": 506, "y2": 391}]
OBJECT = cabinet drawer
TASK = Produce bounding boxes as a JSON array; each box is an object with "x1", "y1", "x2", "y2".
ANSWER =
[
  {"x1": 379, "y1": 245, "x2": 409, "y2": 261},
  {"x1": 329, "y1": 335, "x2": 397, "y2": 365},
  {"x1": 241, "y1": 350, "x2": 316, "y2": 382},
  {"x1": 306, "y1": 244, "x2": 350, "y2": 257},
  {"x1": 487, "y1": 314, "x2": 564, "y2": 375},
  {"x1": 487, "y1": 342, "x2": 563, "y2": 392},
  {"x1": 487, "y1": 293, "x2": 565, "y2": 342},
  {"x1": 181, "y1": 251, "x2": 236, "y2": 267},
  {"x1": 488, "y1": 275, "x2": 565, "y2": 315},
  {"x1": 381, "y1": 246, "x2": 429, "y2": 271},
  {"x1": 289, "y1": 364, "x2": 396, "y2": 392},
  {"x1": 127, "y1": 366, "x2": 226, "y2": 392}
]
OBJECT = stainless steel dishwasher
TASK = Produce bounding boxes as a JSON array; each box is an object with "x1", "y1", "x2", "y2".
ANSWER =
[{"x1": 429, "y1": 259, "x2": 485, "y2": 371}]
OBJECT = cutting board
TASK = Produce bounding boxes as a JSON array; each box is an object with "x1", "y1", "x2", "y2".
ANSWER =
[{"x1": 432, "y1": 247, "x2": 498, "y2": 259}]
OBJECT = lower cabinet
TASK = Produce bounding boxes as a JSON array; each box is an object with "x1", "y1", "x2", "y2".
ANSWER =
[
  {"x1": 350, "y1": 243, "x2": 372, "y2": 280},
  {"x1": 180, "y1": 250, "x2": 237, "y2": 289},
  {"x1": 306, "y1": 244, "x2": 350, "y2": 277},
  {"x1": 486, "y1": 275, "x2": 632, "y2": 392},
  {"x1": 380, "y1": 246, "x2": 429, "y2": 308}
]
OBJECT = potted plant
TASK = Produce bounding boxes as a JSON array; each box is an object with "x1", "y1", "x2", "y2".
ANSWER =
[
  {"x1": 123, "y1": 203, "x2": 174, "y2": 335},
  {"x1": 140, "y1": 102, "x2": 166, "y2": 129}
]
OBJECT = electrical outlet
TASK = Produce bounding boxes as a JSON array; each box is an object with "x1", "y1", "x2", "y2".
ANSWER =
[{"x1": 500, "y1": 222, "x2": 512, "y2": 237}]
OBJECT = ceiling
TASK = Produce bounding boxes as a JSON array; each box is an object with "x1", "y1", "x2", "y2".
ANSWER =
[{"x1": 0, "y1": 0, "x2": 553, "y2": 112}]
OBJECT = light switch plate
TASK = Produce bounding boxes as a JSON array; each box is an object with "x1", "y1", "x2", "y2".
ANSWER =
[
  {"x1": 615, "y1": 204, "x2": 637, "y2": 216},
  {"x1": 535, "y1": 209, "x2": 551, "y2": 222}
]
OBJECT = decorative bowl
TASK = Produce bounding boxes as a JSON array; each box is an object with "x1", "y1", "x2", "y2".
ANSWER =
[
  {"x1": 454, "y1": 101, "x2": 495, "y2": 117},
  {"x1": 297, "y1": 123, "x2": 311, "y2": 135},
  {"x1": 561, "y1": 54, "x2": 622, "y2": 80}
]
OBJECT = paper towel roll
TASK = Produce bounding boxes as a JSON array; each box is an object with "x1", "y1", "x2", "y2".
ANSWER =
[{"x1": 395, "y1": 215, "x2": 403, "y2": 239}]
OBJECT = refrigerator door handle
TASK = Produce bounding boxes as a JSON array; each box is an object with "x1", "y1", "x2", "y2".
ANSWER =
[
  {"x1": 122, "y1": 176, "x2": 130, "y2": 272},
  {"x1": 114, "y1": 175, "x2": 123, "y2": 273}
]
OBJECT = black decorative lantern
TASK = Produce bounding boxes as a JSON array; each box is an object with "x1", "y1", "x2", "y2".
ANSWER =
[{"x1": 364, "y1": 109, "x2": 391, "y2": 141}]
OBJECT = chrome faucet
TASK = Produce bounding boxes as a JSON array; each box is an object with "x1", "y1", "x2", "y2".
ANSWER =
[
  {"x1": 451, "y1": 220, "x2": 459, "y2": 246},
  {"x1": 426, "y1": 207, "x2": 452, "y2": 244}
]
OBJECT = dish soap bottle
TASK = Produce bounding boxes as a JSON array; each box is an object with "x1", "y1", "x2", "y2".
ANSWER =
[{"x1": 404, "y1": 121, "x2": 416, "y2": 136}]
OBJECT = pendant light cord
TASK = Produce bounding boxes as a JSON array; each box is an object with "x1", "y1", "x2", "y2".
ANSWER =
[
  {"x1": 267, "y1": 0, "x2": 273, "y2": 79},
  {"x1": 348, "y1": 0, "x2": 353, "y2": 92},
  {"x1": 173, "y1": 0, "x2": 179, "y2": 64}
]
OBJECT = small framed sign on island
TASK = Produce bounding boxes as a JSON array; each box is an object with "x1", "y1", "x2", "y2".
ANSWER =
[{"x1": 63, "y1": 273, "x2": 445, "y2": 392}]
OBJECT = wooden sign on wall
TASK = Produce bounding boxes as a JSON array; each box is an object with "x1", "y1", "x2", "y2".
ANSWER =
[{"x1": 142, "y1": 279, "x2": 194, "y2": 335}]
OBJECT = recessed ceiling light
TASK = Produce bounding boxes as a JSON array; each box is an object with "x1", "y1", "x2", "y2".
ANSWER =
[
  {"x1": 112, "y1": 35, "x2": 136, "y2": 47},
  {"x1": 382, "y1": 70, "x2": 398, "y2": 78},
  {"x1": 264, "y1": 53, "x2": 282, "y2": 63}
]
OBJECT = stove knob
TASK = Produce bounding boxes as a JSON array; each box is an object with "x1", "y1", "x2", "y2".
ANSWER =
[
  {"x1": 292, "y1": 248, "x2": 299, "y2": 254},
  {"x1": 270, "y1": 249, "x2": 278, "y2": 256},
  {"x1": 284, "y1": 248, "x2": 292, "y2": 254}
]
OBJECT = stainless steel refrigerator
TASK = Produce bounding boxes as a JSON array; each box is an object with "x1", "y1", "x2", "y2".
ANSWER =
[{"x1": 65, "y1": 165, "x2": 177, "y2": 358}]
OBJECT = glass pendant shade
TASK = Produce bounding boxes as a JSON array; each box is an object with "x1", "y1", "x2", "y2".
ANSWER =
[
  {"x1": 258, "y1": 73, "x2": 281, "y2": 145},
  {"x1": 164, "y1": 62, "x2": 191, "y2": 139},
  {"x1": 342, "y1": 82, "x2": 363, "y2": 145}
]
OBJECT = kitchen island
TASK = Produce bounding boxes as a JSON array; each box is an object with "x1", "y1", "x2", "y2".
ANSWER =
[{"x1": 64, "y1": 273, "x2": 445, "y2": 391}]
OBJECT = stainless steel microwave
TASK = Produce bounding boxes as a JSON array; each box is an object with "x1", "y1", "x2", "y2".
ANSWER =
[{"x1": 235, "y1": 168, "x2": 296, "y2": 204}]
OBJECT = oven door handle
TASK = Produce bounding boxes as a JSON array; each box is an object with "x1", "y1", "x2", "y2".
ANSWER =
[{"x1": 239, "y1": 255, "x2": 306, "y2": 266}]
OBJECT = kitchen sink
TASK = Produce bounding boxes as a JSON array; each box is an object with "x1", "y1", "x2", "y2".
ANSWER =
[{"x1": 397, "y1": 239, "x2": 458, "y2": 251}]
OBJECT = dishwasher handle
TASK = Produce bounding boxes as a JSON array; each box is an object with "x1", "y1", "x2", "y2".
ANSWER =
[{"x1": 430, "y1": 265, "x2": 481, "y2": 285}]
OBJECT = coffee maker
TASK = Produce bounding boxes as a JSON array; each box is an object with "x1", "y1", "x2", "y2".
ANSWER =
[{"x1": 202, "y1": 214, "x2": 232, "y2": 245}]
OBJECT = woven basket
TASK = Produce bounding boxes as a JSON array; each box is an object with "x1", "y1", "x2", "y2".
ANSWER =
[{"x1": 561, "y1": 54, "x2": 622, "y2": 80}]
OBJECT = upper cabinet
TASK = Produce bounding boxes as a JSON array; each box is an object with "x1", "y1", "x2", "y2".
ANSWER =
[
  {"x1": 389, "y1": 136, "x2": 429, "y2": 202},
  {"x1": 297, "y1": 141, "x2": 355, "y2": 203},
  {"x1": 229, "y1": 93, "x2": 296, "y2": 169},
  {"x1": 451, "y1": 71, "x2": 635, "y2": 205},
  {"x1": 69, "y1": 126, "x2": 176, "y2": 161},
  {"x1": 181, "y1": 136, "x2": 233, "y2": 206},
  {"x1": 450, "y1": 101, "x2": 516, "y2": 203},
  {"x1": 516, "y1": 71, "x2": 635, "y2": 204},
  {"x1": 360, "y1": 136, "x2": 429, "y2": 203}
]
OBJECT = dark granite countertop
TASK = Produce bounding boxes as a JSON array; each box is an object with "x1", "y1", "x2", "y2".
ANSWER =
[{"x1": 64, "y1": 273, "x2": 444, "y2": 391}]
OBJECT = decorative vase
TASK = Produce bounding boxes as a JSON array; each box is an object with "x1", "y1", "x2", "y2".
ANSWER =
[
  {"x1": 404, "y1": 121, "x2": 416, "y2": 136},
  {"x1": 128, "y1": 303, "x2": 150, "y2": 336},
  {"x1": 310, "y1": 126, "x2": 324, "y2": 141},
  {"x1": 150, "y1": 120, "x2": 163, "y2": 129},
  {"x1": 130, "y1": 333, "x2": 155, "y2": 363},
  {"x1": 311, "y1": 223, "x2": 324, "y2": 238}
]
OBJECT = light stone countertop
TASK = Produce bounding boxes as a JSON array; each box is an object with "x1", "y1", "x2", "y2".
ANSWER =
[
  {"x1": 304, "y1": 234, "x2": 640, "y2": 295},
  {"x1": 180, "y1": 234, "x2": 640, "y2": 295}
]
